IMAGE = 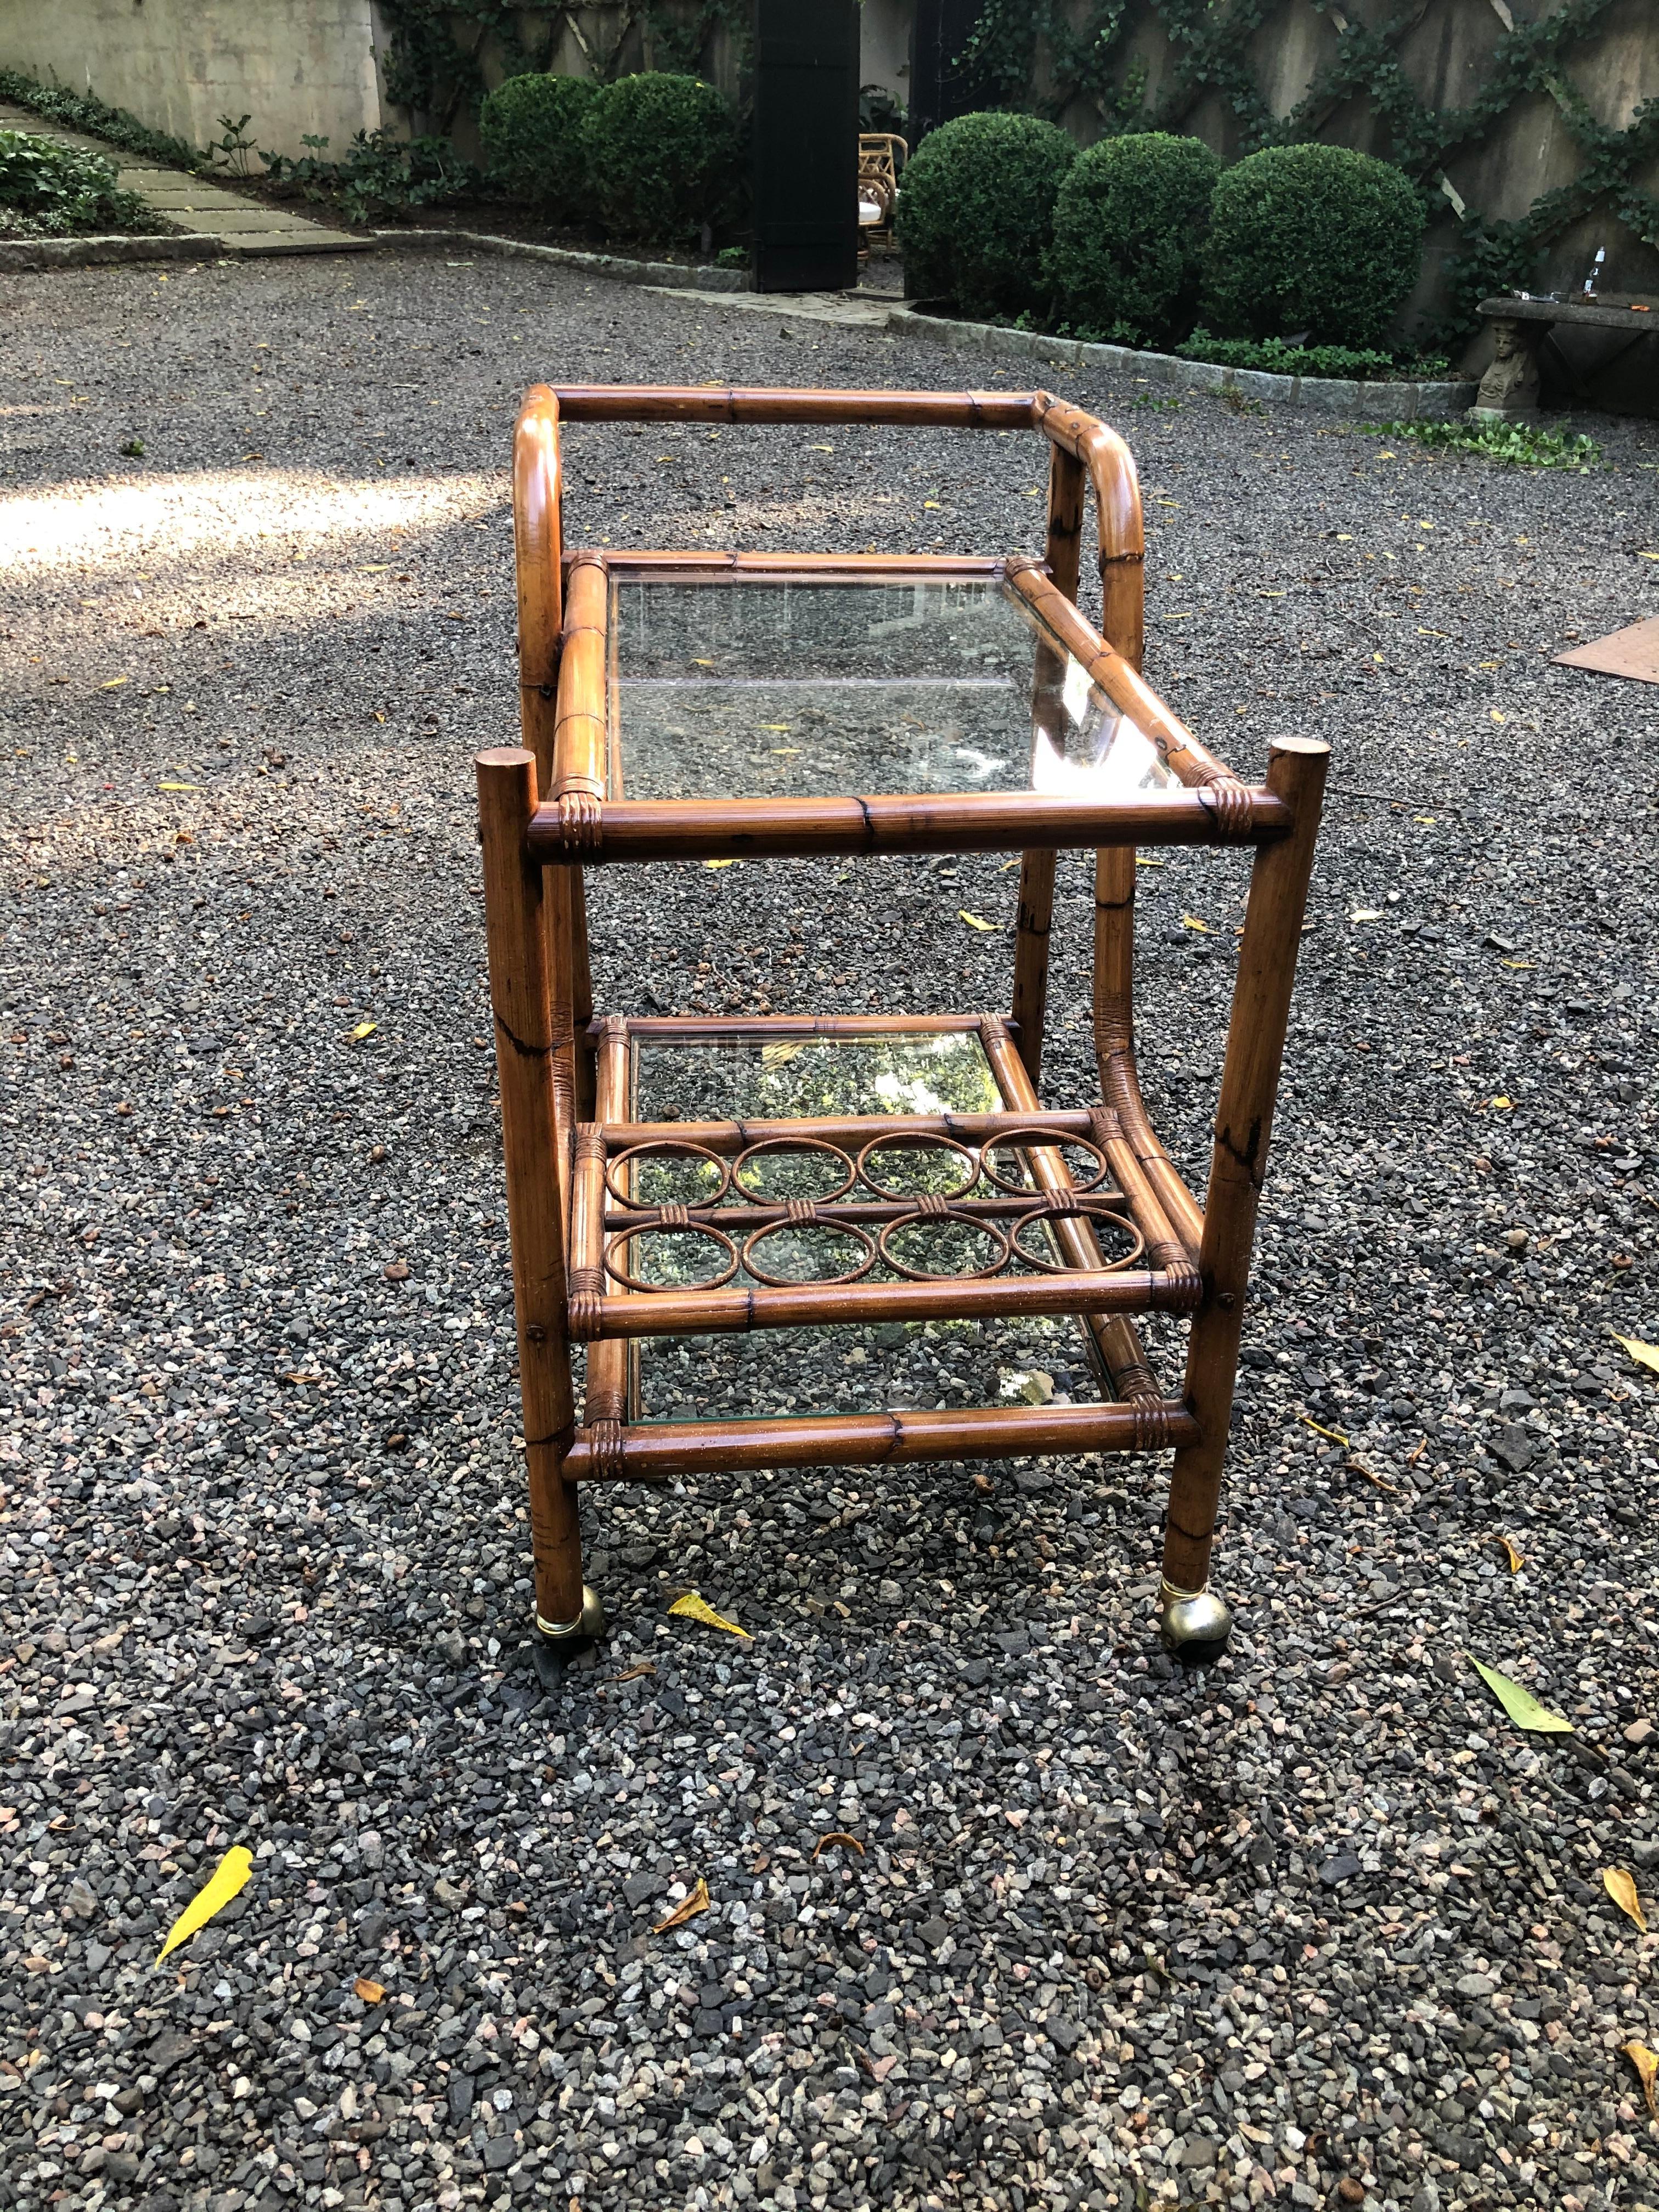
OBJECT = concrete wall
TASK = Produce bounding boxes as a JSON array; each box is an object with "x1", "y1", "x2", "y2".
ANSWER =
[{"x1": 0, "y1": 0, "x2": 388, "y2": 160}]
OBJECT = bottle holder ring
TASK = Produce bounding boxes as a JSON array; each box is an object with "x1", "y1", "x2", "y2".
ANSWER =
[
  {"x1": 1008, "y1": 1202, "x2": 1145, "y2": 1275},
  {"x1": 604, "y1": 1218, "x2": 740, "y2": 1294},
  {"x1": 604, "y1": 1139, "x2": 731, "y2": 1213},
  {"x1": 742, "y1": 1219, "x2": 878, "y2": 1289},
  {"x1": 978, "y1": 1126, "x2": 1111, "y2": 1197},
  {"x1": 877, "y1": 1209, "x2": 1011, "y2": 1282},
  {"x1": 856, "y1": 1132, "x2": 980, "y2": 1203},
  {"x1": 732, "y1": 1135, "x2": 857, "y2": 1206}
]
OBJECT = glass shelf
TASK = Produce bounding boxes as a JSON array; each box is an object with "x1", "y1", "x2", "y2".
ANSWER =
[{"x1": 606, "y1": 572, "x2": 1176, "y2": 805}]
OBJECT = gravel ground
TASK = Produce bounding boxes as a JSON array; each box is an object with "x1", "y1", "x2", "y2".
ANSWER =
[{"x1": 2, "y1": 251, "x2": 1657, "y2": 2212}]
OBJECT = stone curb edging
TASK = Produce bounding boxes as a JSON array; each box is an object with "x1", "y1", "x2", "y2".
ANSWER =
[
  {"x1": 374, "y1": 227, "x2": 753, "y2": 292},
  {"x1": 0, "y1": 222, "x2": 755, "y2": 287},
  {"x1": 0, "y1": 232, "x2": 226, "y2": 273},
  {"x1": 888, "y1": 306, "x2": 1478, "y2": 421}
]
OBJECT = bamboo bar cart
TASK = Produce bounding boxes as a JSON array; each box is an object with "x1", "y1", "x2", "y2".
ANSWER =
[{"x1": 479, "y1": 382, "x2": 1328, "y2": 1662}]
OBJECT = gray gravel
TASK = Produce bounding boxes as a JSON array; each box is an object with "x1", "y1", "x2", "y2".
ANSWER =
[{"x1": 2, "y1": 249, "x2": 1657, "y2": 2212}]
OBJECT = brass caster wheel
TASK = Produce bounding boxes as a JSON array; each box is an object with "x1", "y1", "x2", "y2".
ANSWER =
[{"x1": 1157, "y1": 1579, "x2": 1233, "y2": 1664}]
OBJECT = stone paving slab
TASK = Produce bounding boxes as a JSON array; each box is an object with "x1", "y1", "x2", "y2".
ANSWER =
[{"x1": 0, "y1": 100, "x2": 368, "y2": 254}]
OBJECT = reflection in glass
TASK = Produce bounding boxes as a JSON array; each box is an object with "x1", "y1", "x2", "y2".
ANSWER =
[{"x1": 608, "y1": 574, "x2": 1178, "y2": 803}]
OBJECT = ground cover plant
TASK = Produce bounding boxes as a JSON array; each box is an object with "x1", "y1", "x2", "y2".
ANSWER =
[
  {"x1": 1364, "y1": 416, "x2": 1605, "y2": 468},
  {"x1": 0, "y1": 65, "x2": 202, "y2": 171},
  {"x1": 1176, "y1": 331, "x2": 1453, "y2": 382},
  {"x1": 0, "y1": 127, "x2": 159, "y2": 236},
  {"x1": 261, "y1": 128, "x2": 479, "y2": 224}
]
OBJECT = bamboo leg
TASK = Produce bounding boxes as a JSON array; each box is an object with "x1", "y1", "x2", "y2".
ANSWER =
[
  {"x1": 1160, "y1": 737, "x2": 1329, "y2": 1657},
  {"x1": 1009, "y1": 443, "x2": 1086, "y2": 1085},
  {"x1": 476, "y1": 746, "x2": 597, "y2": 1644}
]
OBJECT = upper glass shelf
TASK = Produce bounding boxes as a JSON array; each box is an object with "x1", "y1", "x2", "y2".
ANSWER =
[{"x1": 605, "y1": 571, "x2": 1177, "y2": 804}]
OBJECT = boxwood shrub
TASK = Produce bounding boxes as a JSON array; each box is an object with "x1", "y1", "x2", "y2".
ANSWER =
[
  {"x1": 0, "y1": 129, "x2": 157, "y2": 236},
  {"x1": 479, "y1": 73, "x2": 599, "y2": 214},
  {"x1": 580, "y1": 73, "x2": 740, "y2": 248},
  {"x1": 1200, "y1": 143, "x2": 1424, "y2": 348},
  {"x1": 1047, "y1": 132, "x2": 1221, "y2": 350},
  {"x1": 895, "y1": 110, "x2": 1075, "y2": 325}
]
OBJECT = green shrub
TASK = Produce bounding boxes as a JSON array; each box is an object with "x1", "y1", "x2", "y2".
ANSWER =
[
  {"x1": 1047, "y1": 132, "x2": 1220, "y2": 351},
  {"x1": 0, "y1": 129, "x2": 158, "y2": 235},
  {"x1": 895, "y1": 111, "x2": 1075, "y2": 324},
  {"x1": 1175, "y1": 329, "x2": 1451, "y2": 381},
  {"x1": 0, "y1": 67, "x2": 202, "y2": 171},
  {"x1": 1200, "y1": 143, "x2": 1424, "y2": 348},
  {"x1": 262, "y1": 129, "x2": 477, "y2": 224},
  {"x1": 479, "y1": 72, "x2": 598, "y2": 213},
  {"x1": 580, "y1": 73, "x2": 739, "y2": 247}
]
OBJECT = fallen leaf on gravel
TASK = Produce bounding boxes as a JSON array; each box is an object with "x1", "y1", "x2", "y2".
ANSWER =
[
  {"x1": 960, "y1": 911, "x2": 997, "y2": 931},
  {"x1": 158, "y1": 781, "x2": 198, "y2": 792},
  {"x1": 610, "y1": 1662, "x2": 658, "y2": 1684},
  {"x1": 1603, "y1": 1869, "x2": 1647, "y2": 1932},
  {"x1": 1294, "y1": 1409, "x2": 1350, "y2": 1447},
  {"x1": 1498, "y1": 1534, "x2": 1523, "y2": 1573},
  {"x1": 383, "y1": 1260, "x2": 409, "y2": 1281},
  {"x1": 1349, "y1": 909, "x2": 1383, "y2": 923},
  {"x1": 814, "y1": 1832, "x2": 864, "y2": 1860},
  {"x1": 1613, "y1": 1335, "x2": 1659, "y2": 1375},
  {"x1": 348, "y1": 1022, "x2": 377, "y2": 1041},
  {"x1": 1500, "y1": 958, "x2": 1534, "y2": 969},
  {"x1": 157, "y1": 1845, "x2": 253, "y2": 1963},
  {"x1": 100, "y1": 675, "x2": 129, "y2": 690},
  {"x1": 703, "y1": 858, "x2": 738, "y2": 870},
  {"x1": 354, "y1": 1976, "x2": 386, "y2": 2003},
  {"x1": 1623, "y1": 2040, "x2": 1658, "y2": 2118},
  {"x1": 1134, "y1": 855, "x2": 1165, "y2": 868},
  {"x1": 1489, "y1": 1096, "x2": 1513, "y2": 1110},
  {"x1": 1180, "y1": 913, "x2": 1210, "y2": 933},
  {"x1": 1466, "y1": 1657, "x2": 1573, "y2": 1734},
  {"x1": 760, "y1": 1041, "x2": 803, "y2": 1069},
  {"x1": 668, "y1": 1592, "x2": 751, "y2": 1638},
  {"x1": 652, "y1": 1878, "x2": 710, "y2": 1933}
]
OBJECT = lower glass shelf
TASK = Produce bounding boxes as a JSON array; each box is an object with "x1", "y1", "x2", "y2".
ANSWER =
[{"x1": 621, "y1": 1022, "x2": 1109, "y2": 1423}]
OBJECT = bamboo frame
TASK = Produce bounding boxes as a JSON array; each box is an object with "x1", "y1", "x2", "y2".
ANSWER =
[{"x1": 477, "y1": 382, "x2": 1330, "y2": 1656}]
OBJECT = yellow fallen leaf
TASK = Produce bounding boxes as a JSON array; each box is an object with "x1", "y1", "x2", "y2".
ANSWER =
[
  {"x1": 349, "y1": 1021, "x2": 377, "y2": 1041},
  {"x1": 1466, "y1": 1656, "x2": 1573, "y2": 1734},
  {"x1": 760, "y1": 1041, "x2": 804, "y2": 1069},
  {"x1": 1417, "y1": 627, "x2": 1448, "y2": 637},
  {"x1": 1603, "y1": 1868, "x2": 1647, "y2": 1933},
  {"x1": 1613, "y1": 1335, "x2": 1659, "y2": 1376},
  {"x1": 760, "y1": 723, "x2": 791, "y2": 732},
  {"x1": 704, "y1": 858, "x2": 738, "y2": 870},
  {"x1": 669, "y1": 1592, "x2": 751, "y2": 1638},
  {"x1": 1489, "y1": 1096, "x2": 1513, "y2": 1110},
  {"x1": 960, "y1": 911, "x2": 997, "y2": 932},
  {"x1": 157, "y1": 1846, "x2": 253, "y2": 1962},
  {"x1": 813, "y1": 1831, "x2": 865, "y2": 1860},
  {"x1": 1498, "y1": 1533, "x2": 1523, "y2": 1573},
  {"x1": 100, "y1": 675, "x2": 129, "y2": 690},
  {"x1": 923, "y1": 500, "x2": 941, "y2": 510},
  {"x1": 354, "y1": 1976, "x2": 386, "y2": 2003},
  {"x1": 810, "y1": 443, "x2": 833, "y2": 453},
  {"x1": 691, "y1": 658, "x2": 715, "y2": 668},
  {"x1": 358, "y1": 563, "x2": 390, "y2": 572},
  {"x1": 1134, "y1": 856, "x2": 1165, "y2": 868},
  {"x1": 1180, "y1": 913, "x2": 1210, "y2": 933},
  {"x1": 1413, "y1": 814, "x2": 1437, "y2": 825},
  {"x1": 159, "y1": 781, "x2": 198, "y2": 792},
  {"x1": 1500, "y1": 959, "x2": 1534, "y2": 969},
  {"x1": 1624, "y1": 2039, "x2": 1659, "y2": 2119},
  {"x1": 652, "y1": 1876, "x2": 710, "y2": 1933},
  {"x1": 1294, "y1": 1409, "x2": 1350, "y2": 1448},
  {"x1": 1491, "y1": 710, "x2": 1506, "y2": 725}
]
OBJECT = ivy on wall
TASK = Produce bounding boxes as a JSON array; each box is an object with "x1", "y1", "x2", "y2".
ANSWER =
[
  {"x1": 952, "y1": 0, "x2": 1659, "y2": 338},
  {"x1": 374, "y1": 0, "x2": 748, "y2": 134}
]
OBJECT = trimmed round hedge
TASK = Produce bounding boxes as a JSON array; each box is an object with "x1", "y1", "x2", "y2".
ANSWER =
[
  {"x1": 479, "y1": 72, "x2": 599, "y2": 213},
  {"x1": 1047, "y1": 132, "x2": 1221, "y2": 350},
  {"x1": 1200, "y1": 143, "x2": 1424, "y2": 348},
  {"x1": 895, "y1": 111, "x2": 1075, "y2": 325},
  {"x1": 580, "y1": 72, "x2": 739, "y2": 247}
]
